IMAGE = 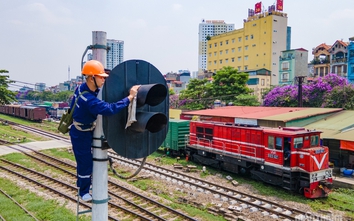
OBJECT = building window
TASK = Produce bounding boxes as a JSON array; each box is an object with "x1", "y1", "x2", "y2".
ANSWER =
[
  {"x1": 220, "y1": 60, "x2": 222, "y2": 64},
  {"x1": 226, "y1": 49, "x2": 229, "y2": 54},
  {"x1": 245, "y1": 35, "x2": 248, "y2": 40},
  {"x1": 250, "y1": 35, "x2": 254, "y2": 39},
  {"x1": 238, "y1": 47, "x2": 241, "y2": 52},
  {"x1": 232, "y1": 48, "x2": 235, "y2": 53},
  {"x1": 232, "y1": 58, "x2": 235, "y2": 62},
  {"x1": 282, "y1": 72, "x2": 289, "y2": 82},
  {"x1": 245, "y1": 66, "x2": 248, "y2": 70},
  {"x1": 220, "y1": 51, "x2": 222, "y2": 55},
  {"x1": 226, "y1": 40, "x2": 229, "y2": 44},
  {"x1": 238, "y1": 57, "x2": 241, "y2": 61},
  {"x1": 261, "y1": 79, "x2": 265, "y2": 86},
  {"x1": 282, "y1": 62, "x2": 289, "y2": 70},
  {"x1": 232, "y1": 39, "x2": 235, "y2": 43},
  {"x1": 245, "y1": 55, "x2": 248, "y2": 60},
  {"x1": 209, "y1": 44, "x2": 212, "y2": 48},
  {"x1": 225, "y1": 59, "x2": 228, "y2": 63},
  {"x1": 214, "y1": 60, "x2": 217, "y2": 64},
  {"x1": 220, "y1": 42, "x2": 223, "y2": 46},
  {"x1": 238, "y1": 66, "x2": 241, "y2": 70},
  {"x1": 214, "y1": 43, "x2": 217, "y2": 47},
  {"x1": 245, "y1": 45, "x2": 248, "y2": 50},
  {"x1": 238, "y1": 37, "x2": 242, "y2": 42},
  {"x1": 214, "y1": 52, "x2": 217, "y2": 56},
  {"x1": 209, "y1": 53, "x2": 211, "y2": 57}
]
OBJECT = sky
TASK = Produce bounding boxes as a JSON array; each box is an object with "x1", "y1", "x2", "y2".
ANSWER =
[{"x1": 1, "y1": 0, "x2": 354, "y2": 89}]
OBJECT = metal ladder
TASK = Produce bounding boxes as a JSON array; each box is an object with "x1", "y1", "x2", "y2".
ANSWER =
[{"x1": 76, "y1": 189, "x2": 92, "y2": 221}]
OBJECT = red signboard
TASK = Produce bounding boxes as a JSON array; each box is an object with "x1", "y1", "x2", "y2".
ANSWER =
[
  {"x1": 255, "y1": 2, "x2": 262, "y2": 14},
  {"x1": 276, "y1": 0, "x2": 283, "y2": 11}
]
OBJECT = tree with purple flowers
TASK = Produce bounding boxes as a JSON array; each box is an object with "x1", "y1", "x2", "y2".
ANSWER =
[{"x1": 263, "y1": 74, "x2": 354, "y2": 109}]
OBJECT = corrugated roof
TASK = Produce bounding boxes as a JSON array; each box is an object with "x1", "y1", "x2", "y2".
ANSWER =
[
  {"x1": 261, "y1": 108, "x2": 342, "y2": 122},
  {"x1": 183, "y1": 106, "x2": 342, "y2": 122},
  {"x1": 331, "y1": 129, "x2": 354, "y2": 141},
  {"x1": 304, "y1": 110, "x2": 354, "y2": 141}
]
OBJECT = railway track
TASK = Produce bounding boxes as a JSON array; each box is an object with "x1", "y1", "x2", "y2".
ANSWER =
[
  {"x1": 1, "y1": 145, "x2": 197, "y2": 221},
  {"x1": 1, "y1": 120, "x2": 351, "y2": 220},
  {"x1": 0, "y1": 187, "x2": 39, "y2": 221},
  {"x1": 108, "y1": 153, "x2": 346, "y2": 221}
]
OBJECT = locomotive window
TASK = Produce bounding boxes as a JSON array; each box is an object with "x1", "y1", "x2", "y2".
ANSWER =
[
  {"x1": 275, "y1": 137, "x2": 282, "y2": 150},
  {"x1": 294, "y1": 137, "x2": 304, "y2": 148},
  {"x1": 268, "y1": 136, "x2": 275, "y2": 149},
  {"x1": 196, "y1": 127, "x2": 213, "y2": 140},
  {"x1": 311, "y1": 135, "x2": 319, "y2": 147},
  {"x1": 205, "y1": 128, "x2": 213, "y2": 140}
]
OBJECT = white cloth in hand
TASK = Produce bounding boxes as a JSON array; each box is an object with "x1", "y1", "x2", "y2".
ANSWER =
[{"x1": 125, "y1": 96, "x2": 137, "y2": 129}]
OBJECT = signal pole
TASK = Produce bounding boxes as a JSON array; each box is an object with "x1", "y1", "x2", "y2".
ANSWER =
[{"x1": 91, "y1": 31, "x2": 108, "y2": 221}]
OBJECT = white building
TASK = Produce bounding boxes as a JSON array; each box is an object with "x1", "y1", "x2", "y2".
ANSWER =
[
  {"x1": 198, "y1": 19, "x2": 234, "y2": 73},
  {"x1": 107, "y1": 39, "x2": 124, "y2": 70}
]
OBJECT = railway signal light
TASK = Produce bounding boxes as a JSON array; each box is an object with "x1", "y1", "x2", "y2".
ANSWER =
[{"x1": 102, "y1": 60, "x2": 169, "y2": 159}]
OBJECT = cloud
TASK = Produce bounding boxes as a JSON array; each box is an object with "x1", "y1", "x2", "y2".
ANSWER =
[
  {"x1": 172, "y1": 4, "x2": 182, "y2": 11},
  {"x1": 25, "y1": 2, "x2": 74, "y2": 25},
  {"x1": 329, "y1": 9, "x2": 354, "y2": 20}
]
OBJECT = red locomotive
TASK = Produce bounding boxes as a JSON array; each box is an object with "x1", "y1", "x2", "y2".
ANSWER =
[{"x1": 185, "y1": 121, "x2": 333, "y2": 198}]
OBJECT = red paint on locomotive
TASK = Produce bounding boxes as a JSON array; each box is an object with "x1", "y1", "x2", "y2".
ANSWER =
[{"x1": 186, "y1": 121, "x2": 333, "y2": 199}]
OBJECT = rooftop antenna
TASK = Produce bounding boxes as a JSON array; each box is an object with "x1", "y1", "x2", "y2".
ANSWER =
[{"x1": 68, "y1": 65, "x2": 70, "y2": 81}]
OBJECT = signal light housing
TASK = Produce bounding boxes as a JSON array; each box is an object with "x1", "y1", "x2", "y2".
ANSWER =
[{"x1": 102, "y1": 60, "x2": 169, "y2": 159}]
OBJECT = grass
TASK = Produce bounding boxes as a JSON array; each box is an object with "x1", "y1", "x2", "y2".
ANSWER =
[
  {"x1": 127, "y1": 178, "x2": 227, "y2": 221},
  {"x1": 0, "y1": 114, "x2": 62, "y2": 135},
  {"x1": 0, "y1": 118, "x2": 353, "y2": 220},
  {"x1": 0, "y1": 177, "x2": 90, "y2": 221},
  {"x1": 0, "y1": 124, "x2": 49, "y2": 143},
  {"x1": 148, "y1": 150, "x2": 354, "y2": 219}
]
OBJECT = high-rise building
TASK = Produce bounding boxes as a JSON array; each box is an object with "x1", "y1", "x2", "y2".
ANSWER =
[
  {"x1": 207, "y1": 9, "x2": 290, "y2": 86},
  {"x1": 107, "y1": 39, "x2": 124, "y2": 70},
  {"x1": 198, "y1": 20, "x2": 234, "y2": 73}
]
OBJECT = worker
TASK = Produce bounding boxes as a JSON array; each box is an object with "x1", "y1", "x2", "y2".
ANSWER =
[
  {"x1": 69, "y1": 60, "x2": 140, "y2": 201},
  {"x1": 284, "y1": 138, "x2": 291, "y2": 166}
]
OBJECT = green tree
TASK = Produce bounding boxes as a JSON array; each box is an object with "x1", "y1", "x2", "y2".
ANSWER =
[
  {"x1": 210, "y1": 66, "x2": 251, "y2": 104},
  {"x1": 26, "y1": 91, "x2": 41, "y2": 102},
  {"x1": 40, "y1": 91, "x2": 54, "y2": 101},
  {"x1": 0, "y1": 70, "x2": 17, "y2": 104},
  {"x1": 179, "y1": 78, "x2": 211, "y2": 110},
  {"x1": 233, "y1": 94, "x2": 260, "y2": 106},
  {"x1": 53, "y1": 91, "x2": 73, "y2": 102},
  {"x1": 324, "y1": 85, "x2": 354, "y2": 110}
]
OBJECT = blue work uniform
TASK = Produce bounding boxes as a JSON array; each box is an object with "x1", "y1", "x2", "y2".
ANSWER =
[{"x1": 69, "y1": 83, "x2": 130, "y2": 197}]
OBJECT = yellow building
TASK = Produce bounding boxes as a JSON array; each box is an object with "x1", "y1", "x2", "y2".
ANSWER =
[{"x1": 207, "y1": 11, "x2": 289, "y2": 86}]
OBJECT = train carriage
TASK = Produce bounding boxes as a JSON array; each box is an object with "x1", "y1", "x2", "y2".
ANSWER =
[
  {"x1": 0, "y1": 104, "x2": 47, "y2": 122},
  {"x1": 20, "y1": 106, "x2": 46, "y2": 122},
  {"x1": 186, "y1": 121, "x2": 333, "y2": 199}
]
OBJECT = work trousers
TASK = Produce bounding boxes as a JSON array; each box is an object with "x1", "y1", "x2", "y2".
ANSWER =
[{"x1": 70, "y1": 128, "x2": 93, "y2": 197}]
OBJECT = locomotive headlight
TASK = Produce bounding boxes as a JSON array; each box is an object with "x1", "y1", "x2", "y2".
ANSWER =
[{"x1": 261, "y1": 165, "x2": 264, "y2": 170}]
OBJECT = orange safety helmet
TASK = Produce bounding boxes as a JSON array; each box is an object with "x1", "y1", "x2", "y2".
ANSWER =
[{"x1": 82, "y1": 60, "x2": 109, "y2": 77}]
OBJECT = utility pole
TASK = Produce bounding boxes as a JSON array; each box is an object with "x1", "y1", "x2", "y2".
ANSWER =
[
  {"x1": 296, "y1": 76, "x2": 305, "y2": 107},
  {"x1": 91, "y1": 31, "x2": 108, "y2": 221}
]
